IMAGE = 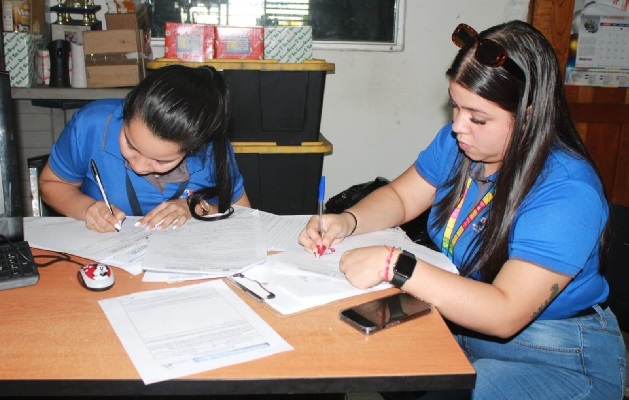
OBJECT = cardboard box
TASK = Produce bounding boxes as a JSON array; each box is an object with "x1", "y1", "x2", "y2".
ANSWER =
[
  {"x1": 105, "y1": 8, "x2": 152, "y2": 59},
  {"x1": 83, "y1": 29, "x2": 145, "y2": 88},
  {"x1": 29, "y1": 0, "x2": 45, "y2": 35},
  {"x1": 2, "y1": 32, "x2": 37, "y2": 87},
  {"x1": 264, "y1": 26, "x2": 312, "y2": 63},
  {"x1": 164, "y1": 22, "x2": 214, "y2": 62},
  {"x1": 215, "y1": 26, "x2": 264, "y2": 60},
  {"x1": 105, "y1": 12, "x2": 135, "y2": 29}
]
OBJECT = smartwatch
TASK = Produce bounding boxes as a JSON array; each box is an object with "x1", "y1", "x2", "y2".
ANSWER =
[{"x1": 391, "y1": 250, "x2": 417, "y2": 288}]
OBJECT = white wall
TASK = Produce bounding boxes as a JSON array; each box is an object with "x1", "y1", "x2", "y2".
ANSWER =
[
  {"x1": 31, "y1": 0, "x2": 528, "y2": 209},
  {"x1": 312, "y1": 0, "x2": 527, "y2": 199}
]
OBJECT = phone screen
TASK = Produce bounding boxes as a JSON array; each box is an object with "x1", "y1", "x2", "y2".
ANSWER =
[{"x1": 339, "y1": 293, "x2": 432, "y2": 335}]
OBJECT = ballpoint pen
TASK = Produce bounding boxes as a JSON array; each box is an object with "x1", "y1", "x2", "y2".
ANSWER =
[
  {"x1": 90, "y1": 159, "x2": 121, "y2": 232},
  {"x1": 317, "y1": 175, "x2": 325, "y2": 257}
]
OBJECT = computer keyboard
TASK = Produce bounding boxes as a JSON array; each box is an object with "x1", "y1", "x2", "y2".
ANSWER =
[{"x1": 0, "y1": 240, "x2": 38, "y2": 290}]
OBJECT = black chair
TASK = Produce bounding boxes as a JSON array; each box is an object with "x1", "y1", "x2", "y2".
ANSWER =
[
  {"x1": 605, "y1": 203, "x2": 629, "y2": 332},
  {"x1": 27, "y1": 154, "x2": 60, "y2": 217}
]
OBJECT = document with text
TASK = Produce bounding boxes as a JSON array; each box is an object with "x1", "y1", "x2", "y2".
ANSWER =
[
  {"x1": 141, "y1": 210, "x2": 267, "y2": 275},
  {"x1": 99, "y1": 279, "x2": 293, "y2": 384},
  {"x1": 230, "y1": 228, "x2": 458, "y2": 315}
]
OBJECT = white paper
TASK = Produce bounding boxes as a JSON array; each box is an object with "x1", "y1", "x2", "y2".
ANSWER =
[
  {"x1": 230, "y1": 228, "x2": 458, "y2": 315},
  {"x1": 25, "y1": 216, "x2": 149, "y2": 274},
  {"x1": 141, "y1": 270, "x2": 218, "y2": 283},
  {"x1": 231, "y1": 254, "x2": 390, "y2": 315},
  {"x1": 308, "y1": 227, "x2": 459, "y2": 275},
  {"x1": 98, "y1": 279, "x2": 293, "y2": 384},
  {"x1": 141, "y1": 210, "x2": 267, "y2": 275},
  {"x1": 25, "y1": 211, "x2": 269, "y2": 277},
  {"x1": 257, "y1": 211, "x2": 310, "y2": 252}
]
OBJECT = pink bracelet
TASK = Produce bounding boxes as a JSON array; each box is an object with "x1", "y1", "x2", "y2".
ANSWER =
[{"x1": 384, "y1": 246, "x2": 397, "y2": 282}]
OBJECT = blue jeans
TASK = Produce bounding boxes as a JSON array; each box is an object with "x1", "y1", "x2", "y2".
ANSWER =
[
  {"x1": 430, "y1": 305, "x2": 626, "y2": 399},
  {"x1": 384, "y1": 306, "x2": 626, "y2": 400}
]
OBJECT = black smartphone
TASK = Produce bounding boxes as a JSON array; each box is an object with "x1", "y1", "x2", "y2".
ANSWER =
[{"x1": 339, "y1": 293, "x2": 432, "y2": 335}]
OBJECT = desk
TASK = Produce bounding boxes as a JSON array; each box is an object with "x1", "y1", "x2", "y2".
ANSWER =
[
  {"x1": 0, "y1": 249, "x2": 475, "y2": 397},
  {"x1": 10, "y1": 86, "x2": 132, "y2": 101}
]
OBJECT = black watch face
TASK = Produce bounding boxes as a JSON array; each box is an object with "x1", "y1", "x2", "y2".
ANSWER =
[{"x1": 395, "y1": 251, "x2": 416, "y2": 279}]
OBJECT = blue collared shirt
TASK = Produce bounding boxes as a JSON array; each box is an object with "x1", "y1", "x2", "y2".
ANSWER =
[{"x1": 49, "y1": 99, "x2": 245, "y2": 216}]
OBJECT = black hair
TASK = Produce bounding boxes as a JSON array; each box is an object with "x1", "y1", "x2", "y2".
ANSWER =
[
  {"x1": 438, "y1": 20, "x2": 609, "y2": 282},
  {"x1": 123, "y1": 65, "x2": 234, "y2": 215}
]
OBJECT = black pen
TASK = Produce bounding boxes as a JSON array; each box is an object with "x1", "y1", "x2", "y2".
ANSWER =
[
  {"x1": 232, "y1": 273, "x2": 275, "y2": 301},
  {"x1": 90, "y1": 159, "x2": 121, "y2": 232}
]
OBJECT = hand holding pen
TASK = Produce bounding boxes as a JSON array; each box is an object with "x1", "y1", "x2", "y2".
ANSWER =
[
  {"x1": 316, "y1": 176, "x2": 327, "y2": 257},
  {"x1": 89, "y1": 159, "x2": 124, "y2": 232}
]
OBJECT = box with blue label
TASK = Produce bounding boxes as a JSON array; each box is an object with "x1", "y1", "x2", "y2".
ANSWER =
[{"x1": 2, "y1": 32, "x2": 38, "y2": 87}]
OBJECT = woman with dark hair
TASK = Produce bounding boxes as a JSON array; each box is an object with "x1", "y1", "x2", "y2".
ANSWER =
[
  {"x1": 40, "y1": 65, "x2": 249, "y2": 232},
  {"x1": 299, "y1": 21, "x2": 625, "y2": 398}
]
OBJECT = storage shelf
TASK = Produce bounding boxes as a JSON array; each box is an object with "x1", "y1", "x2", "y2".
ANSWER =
[
  {"x1": 233, "y1": 134, "x2": 332, "y2": 154},
  {"x1": 146, "y1": 58, "x2": 335, "y2": 73},
  {"x1": 11, "y1": 86, "x2": 132, "y2": 101}
]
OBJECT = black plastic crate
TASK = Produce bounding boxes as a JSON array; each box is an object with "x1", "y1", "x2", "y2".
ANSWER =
[
  {"x1": 234, "y1": 137, "x2": 332, "y2": 215},
  {"x1": 224, "y1": 69, "x2": 326, "y2": 145},
  {"x1": 145, "y1": 59, "x2": 335, "y2": 146}
]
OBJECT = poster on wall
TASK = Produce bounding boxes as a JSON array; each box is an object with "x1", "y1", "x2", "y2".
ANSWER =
[{"x1": 565, "y1": 0, "x2": 629, "y2": 87}]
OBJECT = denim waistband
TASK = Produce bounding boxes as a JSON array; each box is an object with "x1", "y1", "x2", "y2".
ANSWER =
[{"x1": 569, "y1": 299, "x2": 609, "y2": 318}]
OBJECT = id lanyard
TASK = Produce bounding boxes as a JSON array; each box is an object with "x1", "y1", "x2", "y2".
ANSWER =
[
  {"x1": 125, "y1": 169, "x2": 189, "y2": 216},
  {"x1": 441, "y1": 176, "x2": 494, "y2": 259}
]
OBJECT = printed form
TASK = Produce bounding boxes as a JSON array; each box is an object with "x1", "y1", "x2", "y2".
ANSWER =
[{"x1": 99, "y1": 279, "x2": 293, "y2": 384}]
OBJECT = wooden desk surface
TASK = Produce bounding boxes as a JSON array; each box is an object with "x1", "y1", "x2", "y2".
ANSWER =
[{"x1": 0, "y1": 249, "x2": 475, "y2": 397}]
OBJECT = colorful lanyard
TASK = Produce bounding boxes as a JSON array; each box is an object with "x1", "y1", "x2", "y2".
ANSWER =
[{"x1": 441, "y1": 176, "x2": 494, "y2": 258}]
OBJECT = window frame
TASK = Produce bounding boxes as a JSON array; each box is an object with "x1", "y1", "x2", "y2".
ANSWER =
[{"x1": 148, "y1": 0, "x2": 406, "y2": 53}]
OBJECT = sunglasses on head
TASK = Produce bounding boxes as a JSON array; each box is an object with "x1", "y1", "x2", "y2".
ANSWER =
[{"x1": 452, "y1": 23, "x2": 525, "y2": 81}]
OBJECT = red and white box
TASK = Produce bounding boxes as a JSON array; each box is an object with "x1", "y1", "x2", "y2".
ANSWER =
[
  {"x1": 214, "y1": 26, "x2": 264, "y2": 60},
  {"x1": 164, "y1": 22, "x2": 214, "y2": 62}
]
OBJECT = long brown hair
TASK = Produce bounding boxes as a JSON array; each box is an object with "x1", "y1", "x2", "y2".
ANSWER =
[{"x1": 435, "y1": 21, "x2": 609, "y2": 282}]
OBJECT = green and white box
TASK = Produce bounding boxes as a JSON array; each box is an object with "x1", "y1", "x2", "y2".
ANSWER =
[
  {"x1": 3, "y1": 32, "x2": 38, "y2": 87},
  {"x1": 264, "y1": 26, "x2": 312, "y2": 63}
]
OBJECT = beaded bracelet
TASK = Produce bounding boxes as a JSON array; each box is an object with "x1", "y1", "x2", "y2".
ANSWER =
[
  {"x1": 342, "y1": 210, "x2": 358, "y2": 237},
  {"x1": 384, "y1": 245, "x2": 397, "y2": 282}
]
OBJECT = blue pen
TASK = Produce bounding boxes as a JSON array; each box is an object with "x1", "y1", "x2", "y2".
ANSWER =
[
  {"x1": 317, "y1": 176, "x2": 325, "y2": 256},
  {"x1": 318, "y1": 176, "x2": 325, "y2": 233}
]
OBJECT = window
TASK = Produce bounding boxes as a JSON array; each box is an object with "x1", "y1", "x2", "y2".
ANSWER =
[{"x1": 144, "y1": 0, "x2": 405, "y2": 51}]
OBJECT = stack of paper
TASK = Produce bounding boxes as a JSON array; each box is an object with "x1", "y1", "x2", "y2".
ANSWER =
[
  {"x1": 24, "y1": 207, "x2": 270, "y2": 277},
  {"x1": 25, "y1": 206, "x2": 457, "y2": 315},
  {"x1": 230, "y1": 226, "x2": 458, "y2": 315}
]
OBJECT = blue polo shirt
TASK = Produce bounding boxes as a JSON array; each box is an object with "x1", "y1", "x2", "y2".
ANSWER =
[
  {"x1": 49, "y1": 99, "x2": 245, "y2": 216},
  {"x1": 415, "y1": 122, "x2": 609, "y2": 320}
]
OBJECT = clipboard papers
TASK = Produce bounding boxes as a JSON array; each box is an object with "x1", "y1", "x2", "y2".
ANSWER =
[
  {"x1": 228, "y1": 238, "x2": 399, "y2": 315},
  {"x1": 229, "y1": 228, "x2": 458, "y2": 316},
  {"x1": 228, "y1": 252, "x2": 391, "y2": 315}
]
